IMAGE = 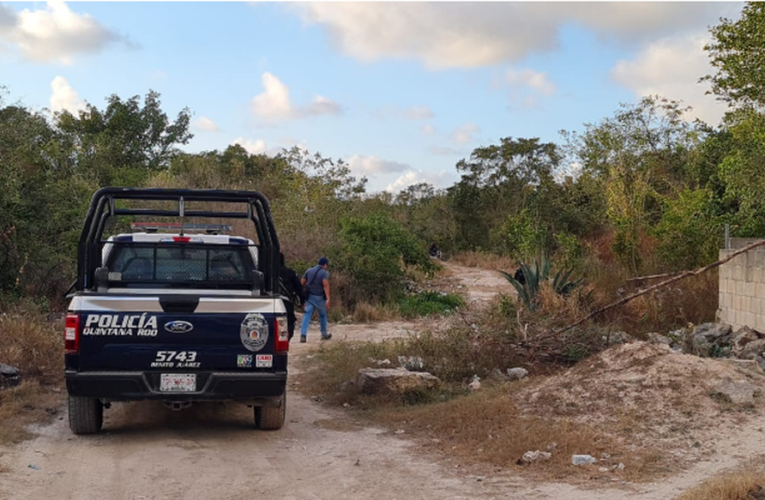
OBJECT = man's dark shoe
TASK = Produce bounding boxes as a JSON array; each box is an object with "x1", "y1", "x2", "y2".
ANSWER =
[
  {"x1": 300, "y1": 336, "x2": 307, "y2": 343},
  {"x1": 321, "y1": 333, "x2": 332, "y2": 341}
]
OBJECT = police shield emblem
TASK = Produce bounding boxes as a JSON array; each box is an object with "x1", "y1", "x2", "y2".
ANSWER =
[{"x1": 240, "y1": 313, "x2": 268, "y2": 352}]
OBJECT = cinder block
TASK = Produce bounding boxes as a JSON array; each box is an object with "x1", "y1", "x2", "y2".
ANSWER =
[
  {"x1": 756, "y1": 314, "x2": 765, "y2": 333},
  {"x1": 719, "y1": 308, "x2": 729, "y2": 324},
  {"x1": 743, "y1": 296, "x2": 752, "y2": 312},
  {"x1": 757, "y1": 283, "x2": 765, "y2": 298},
  {"x1": 735, "y1": 266, "x2": 745, "y2": 281},
  {"x1": 720, "y1": 263, "x2": 731, "y2": 279},
  {"x1": 734, "y1": 295, "x2": 742, "y2": 310},
  {"x1": 733, "y1": 309, "x2": 743, "y2": 329},
  {"x1": 755, "y1": 267, "x2": 764, "y2": 284},
  {"x1": 745, "y1": 312, "x2": 756, "y2": 328},
  {"x1": 746, "y1": 282, "x2": 756, "y2": 297}
]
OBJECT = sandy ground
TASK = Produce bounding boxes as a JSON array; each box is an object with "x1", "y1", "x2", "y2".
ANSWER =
[{"x1": 1, "y1": 263, "x2": 764, "y2": 499}]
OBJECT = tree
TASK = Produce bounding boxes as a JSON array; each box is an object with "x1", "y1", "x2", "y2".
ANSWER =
[
  {"x1": 0, "y1": 99, "x2": 96, "y2": 296},
  {"x1": 447, "y1": 137, "x2": 560, "y2": 252},
  {"x1": 55, "y1": 90, "x2": 192, "y2": 186},
  {"x1": 563, "y1": 96, "x2": 703, "y2": 273},
  {"x1": 704, "y1": 2, "x2": 765, "y2": 109}
]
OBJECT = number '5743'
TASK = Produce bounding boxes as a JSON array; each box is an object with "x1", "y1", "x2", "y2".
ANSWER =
[{"x1": 155, "y1": 351, "x2": 197, "y2": 362}]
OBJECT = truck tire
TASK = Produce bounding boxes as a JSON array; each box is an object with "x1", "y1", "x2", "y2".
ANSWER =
[
  {"x1": 255, "y1": 391, "x2": 286, "y2": 430},
  {"x1": 68, "y1": 395, "x2": 103, "y2": 435}
]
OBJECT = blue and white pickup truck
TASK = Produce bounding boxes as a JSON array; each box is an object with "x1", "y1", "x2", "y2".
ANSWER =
[{"x1": 64, "y1": 188, "x2": 289, "y2": 434}]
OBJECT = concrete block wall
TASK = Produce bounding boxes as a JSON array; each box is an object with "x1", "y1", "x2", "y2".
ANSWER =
[{"x1": 718, "y1": 238, "x2": 765, "y2": 332}]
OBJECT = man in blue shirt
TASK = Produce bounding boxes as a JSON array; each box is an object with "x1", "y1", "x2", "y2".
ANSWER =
[{"x1": 299, "y1": 257, "x2": 332, "y2": 343}]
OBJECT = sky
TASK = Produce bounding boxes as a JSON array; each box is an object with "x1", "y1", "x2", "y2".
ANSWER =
[{"x1": 0, "y1": 1, "x2": 744, "y2": 192}]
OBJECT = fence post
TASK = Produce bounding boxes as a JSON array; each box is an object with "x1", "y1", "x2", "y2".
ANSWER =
[{"x1": 725, "y1": 224, "x2": 730, "y2": 250}]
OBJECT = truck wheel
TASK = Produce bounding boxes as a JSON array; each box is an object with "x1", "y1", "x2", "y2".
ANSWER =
[
  {"x1": 254, "y1": 392, "x2": 286, "y2": 430},
  {"x1": 68, "y1": 396, "x2": 103, "y2": 435}
]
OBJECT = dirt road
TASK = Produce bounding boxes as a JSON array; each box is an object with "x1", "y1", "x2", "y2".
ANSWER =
[{"x1": 1, "y1": 263, "x2": 764, "y2": 499}]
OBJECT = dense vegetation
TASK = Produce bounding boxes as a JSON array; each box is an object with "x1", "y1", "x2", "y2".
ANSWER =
[{"x1": 2, "y1": 3, "x2": 765, "y2": 333}]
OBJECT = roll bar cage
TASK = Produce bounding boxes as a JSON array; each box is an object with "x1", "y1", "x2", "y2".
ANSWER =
[{"x1": 75, "y1": 188, "x2": 281, "y2": 294}]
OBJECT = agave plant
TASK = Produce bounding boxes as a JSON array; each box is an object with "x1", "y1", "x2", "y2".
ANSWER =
[
  {"x1": 500, "y1": 255, "x2": 583, "y2": 311},
  {"x1": 552, "y1": 267, "x2": 584, "y2": 296}
]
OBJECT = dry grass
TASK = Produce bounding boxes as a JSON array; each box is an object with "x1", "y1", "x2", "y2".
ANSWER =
[
  {"x1": 375, "y1": 384, "x2": 662, "y2": 482},
  {"x1": 451, "y1": 251, "x2": 517, "y2": 273},
  {"x1": 0, "y1": 381, "x2": 63, "y2": 444},
  {"x1": 351, "y1": 302, "x2": 400, "y2": 323},
  {"x1": 676, "y1": 470, "x2": 765, "y2": 500},
  {"x1": 296, "y1": 327, "x2": 530, "y2": 407},
  {"x1": 0, "y1": 301, "x2": 64, "y2": 444},
  {"x1": 298, "y1": 338, "x2": 765, "y2": 483},
  {"x1": 0, "y1": 303, "x2": 63, "y2": 385}
]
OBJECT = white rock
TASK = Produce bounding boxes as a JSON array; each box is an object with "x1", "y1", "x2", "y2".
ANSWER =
[
  {"x1": 571, "y1": 454, "x2": 597, "y2": 466},
  {"x1": 520, "y1": 450, "x2": 552, "y2": 464},
  {"x1": 712, "y1": 377, "x2": 758, "y2": 405},
  {"x1": 397, "y1": 356, "x2": 424, "y2": 370},
  {"x1": 468, "y1": 375, "x2": 481, "y2": 392},
  {"x1": 506, "y1": 367, "x2": 529, "y2": 380},
  {"x1": 357, "y1": 368, "x2": 440, "y2": 395}
]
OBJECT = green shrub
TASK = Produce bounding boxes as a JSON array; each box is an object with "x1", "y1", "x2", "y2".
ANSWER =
[
  {"x1": 334, "y1": 213, "x2": 435, "y2": 305},
  {"x1": 398, "y1": 292, "x2": 463, "y2": 318}
]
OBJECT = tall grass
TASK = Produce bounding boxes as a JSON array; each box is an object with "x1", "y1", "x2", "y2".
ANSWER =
[
  {"x1": 676, "y1": 470, "x2": 765, "y2": 500},
  {"x1": 0, "y1": 299, "x2": 64, "y2": 444}
]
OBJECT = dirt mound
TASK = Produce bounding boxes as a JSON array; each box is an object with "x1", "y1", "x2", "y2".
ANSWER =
[{"x1": 520, "y1": 342, "x2": 765, "y2": 457}]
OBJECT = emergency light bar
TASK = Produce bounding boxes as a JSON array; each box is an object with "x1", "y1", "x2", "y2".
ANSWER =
[{"x1": 130, "y1": 223, "x2": 232, "y2": 235}]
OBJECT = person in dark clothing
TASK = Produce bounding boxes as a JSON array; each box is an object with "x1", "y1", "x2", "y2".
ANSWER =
[
  {"x1": 279, "y1": 254, "x2": 303, "y2": 341},
  {"x1": 513, "y1": 266, "x2": 526, "y2": 285},
  {"x1": 429, "y1": 242, "x2": 441, "y2": 259}
]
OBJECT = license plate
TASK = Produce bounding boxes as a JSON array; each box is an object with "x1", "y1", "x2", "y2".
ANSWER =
[{"x1": 160, "y1": 374, "x2": 196, "y2": 392}]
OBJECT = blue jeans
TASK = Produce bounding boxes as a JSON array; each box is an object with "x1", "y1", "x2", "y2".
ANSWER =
[{"x1": 301, "y1": 294, "x2": 328, "y2": 338}]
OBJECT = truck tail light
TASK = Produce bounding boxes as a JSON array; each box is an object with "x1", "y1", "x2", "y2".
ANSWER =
[
  {"x1": 65, "y1": 314, "x2": 80, "y2": 354},
  {"x1": 275, "y1": 317, "x2": 289, "y2": 353}
]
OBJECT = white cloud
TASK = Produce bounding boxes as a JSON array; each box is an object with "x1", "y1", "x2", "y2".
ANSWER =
[
  {"x1": 386, "y1": 169, "x2": 456, "y2": 193},
  {"x1": 421, "y1": 124, "x2": 435, "y2": 136},
  {"x1": 232, "y1": 137, "x2": 268, "y2": 155},
  {"x1": 194, "y1": 116, "x2": 219, "y2": 132},
  {"x1": 450, "y1": 123, "x2": 479, "y2": 146},
  {"x1": 295, "y1": 3, "x2": 732, "y2": 69},
  {"x1": 505, "y1": 68, "x2": 556, "y2": 96},
  {"x1": 347, "y1": 155, "x2": 410, "y2": 176},
  {"x1": 0, "y1": 1, "x2": 123, "y2": 64},
  {"x1": 407, "y1": 106, "x2": 433, "y2": 120},
  {"x1": 49, "y1": 76, "x2": 85, "y2": 114},
  {"x1": 611, "y1": 33, "x2": 729, "y2": 124},
  {"x1": 251, "y1": 72, "x2": 341, "y2": 121},
  {"x1": 251, "y1": 72, "x2": 293, "y2": 120},
  {"x1": 305, "y1": 95, "x2": 342, "y2": 116}
]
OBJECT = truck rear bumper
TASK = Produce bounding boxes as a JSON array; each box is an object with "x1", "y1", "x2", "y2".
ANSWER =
[{"x1": 66, "y1": 370, "x2": 287, "y2": 403}]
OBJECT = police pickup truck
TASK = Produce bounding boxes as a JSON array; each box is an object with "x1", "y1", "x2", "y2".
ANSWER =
[{"x1": 64, "y1": 188, "x2": 289, "y2": 434}]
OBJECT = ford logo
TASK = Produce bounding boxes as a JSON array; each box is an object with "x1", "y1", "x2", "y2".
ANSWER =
[{"x1": 164, "y1": 321, "x2": 193, "y2": 333}]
